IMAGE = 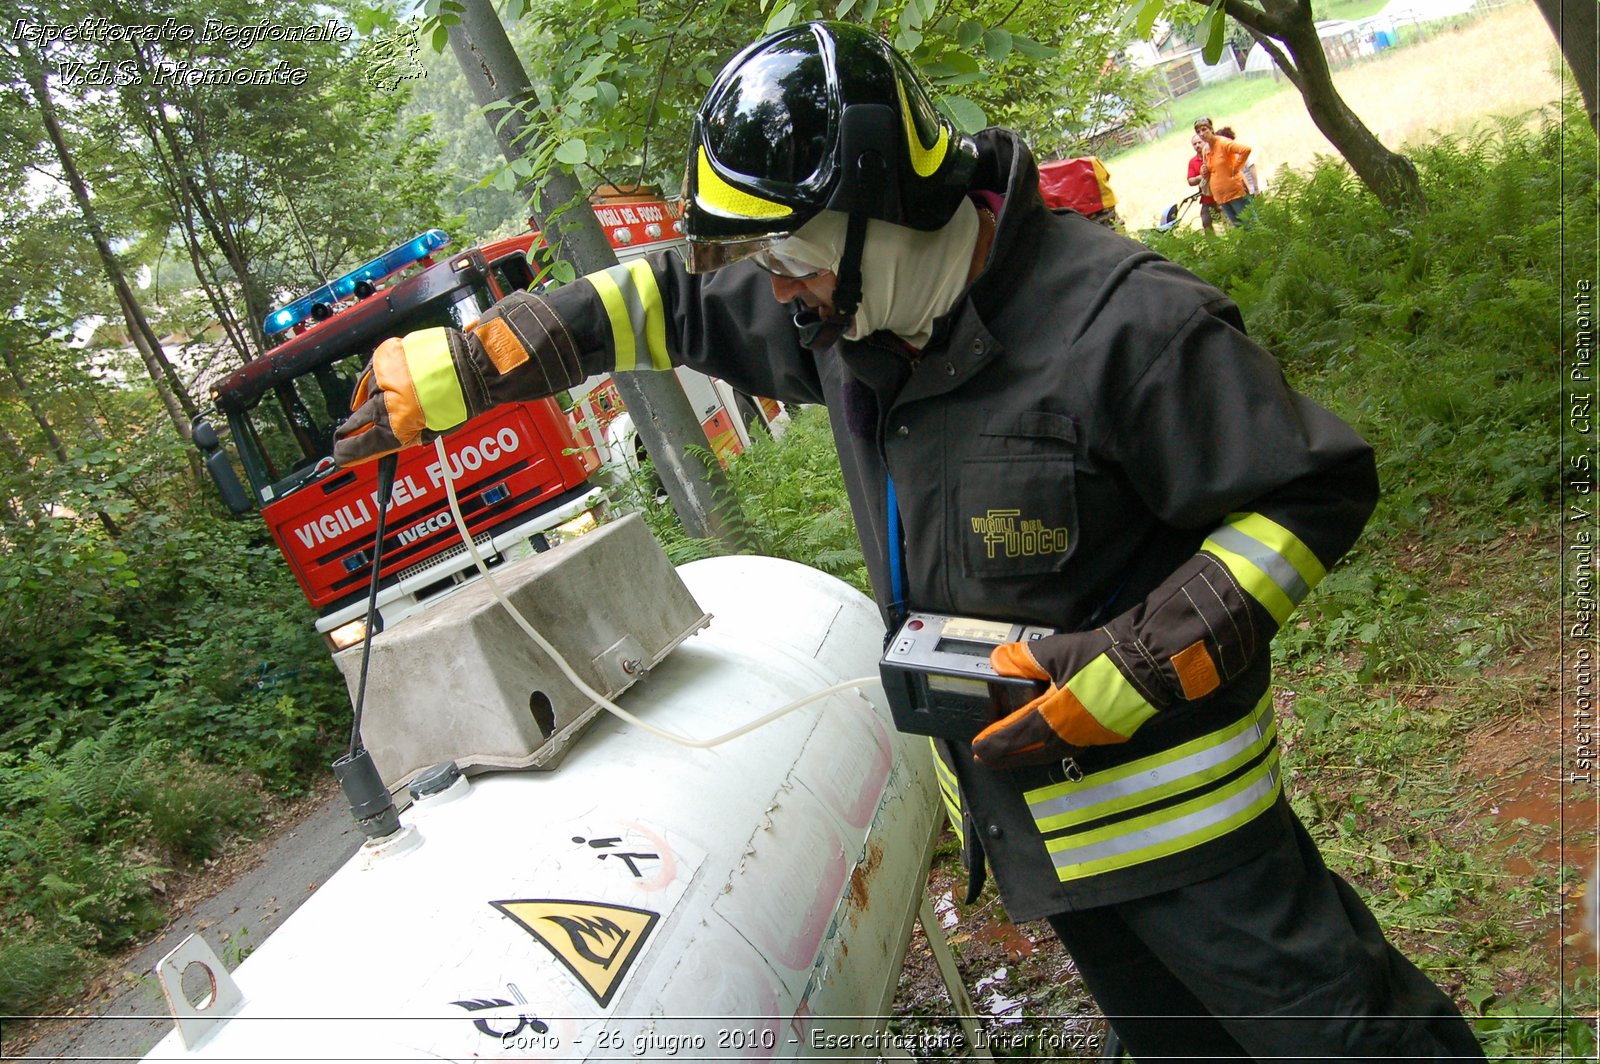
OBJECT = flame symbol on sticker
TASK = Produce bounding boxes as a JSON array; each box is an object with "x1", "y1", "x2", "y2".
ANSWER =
[{"x1": 544, "y1": 914, "x2": 628, "y2": 965}]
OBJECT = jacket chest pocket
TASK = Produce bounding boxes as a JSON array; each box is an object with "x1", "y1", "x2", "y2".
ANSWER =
[{"x1": 959, "y1": 411, "x2": 1080, "y2": 579}]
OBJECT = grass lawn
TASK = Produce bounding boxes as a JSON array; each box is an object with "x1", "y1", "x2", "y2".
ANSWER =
[
  {"x1": 1102, "y1": 1, "x2": 1566, "y2": 230},
  {"x1": 1155, "y1": 73, "x2": 1294, "y2": 131}
]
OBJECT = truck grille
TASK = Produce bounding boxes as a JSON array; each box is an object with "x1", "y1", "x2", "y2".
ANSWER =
[{"x1": 395, "y1": 531, "x2": 495, "y2": 583}]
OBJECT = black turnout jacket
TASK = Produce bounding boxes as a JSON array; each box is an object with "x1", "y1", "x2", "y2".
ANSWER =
[{"x1": 456, "y1": 130, "x2": 1377, "y2": 916}]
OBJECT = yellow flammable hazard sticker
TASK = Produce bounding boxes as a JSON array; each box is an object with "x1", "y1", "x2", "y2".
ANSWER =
[{"x1": 490, "y1": 899, "x2": 660, "y2": 1007}]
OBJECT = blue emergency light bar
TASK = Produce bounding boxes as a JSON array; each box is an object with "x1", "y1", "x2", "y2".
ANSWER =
[{"x1": 263, "y1": 229, "x2": 452, "y2": 337}]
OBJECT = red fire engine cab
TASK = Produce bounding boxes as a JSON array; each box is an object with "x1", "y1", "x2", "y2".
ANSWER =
[{"x1": 193, "y1": 196, "x2": 725, "y2": 653}]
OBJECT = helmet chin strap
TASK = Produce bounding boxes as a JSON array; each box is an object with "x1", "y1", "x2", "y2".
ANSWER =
[
  {"x1": 794, "y1": 151, "x2": 881, "y2": 351},
  {"x1": 792, "y1": 306, "x2": 850, "y2": 350}
]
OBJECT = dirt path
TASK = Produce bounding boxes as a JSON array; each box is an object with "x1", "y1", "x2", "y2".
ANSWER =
[{"x1": 5, "y1": 781, "x2": 360, "y2": 1064}]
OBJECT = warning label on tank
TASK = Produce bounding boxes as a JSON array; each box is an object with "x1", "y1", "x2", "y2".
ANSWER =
[{"x1": 490, "y1": 899, "x2": 659, "y2": 1007}]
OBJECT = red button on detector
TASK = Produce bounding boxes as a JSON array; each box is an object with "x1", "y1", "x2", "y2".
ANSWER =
[{"x1": 907, "y1": 619, "x2": 924, "y2": 630}]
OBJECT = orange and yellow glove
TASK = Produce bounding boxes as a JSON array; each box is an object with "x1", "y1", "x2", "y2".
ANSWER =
[
  {"x1": 333, "y1": 294, "x2": 591, "y2": 467},
  {"x1": 971, "y1": 553, "x2": 1263, "y2": 769},
  {"x1": 333, "y1": 329, "x2": 476, "y2": 466}
]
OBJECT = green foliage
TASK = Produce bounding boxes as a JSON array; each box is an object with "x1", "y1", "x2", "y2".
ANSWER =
[
  {"x1": 612, "y1": 407, "x2": 870, "y2": 590},
  {"x1": 420, "y1": 0, "x2": 1149, "y2": 203},
  {"x1": 0, "y1": 430, "x2": 346, "y2": 1012},
  {"x1": 1169, "y1": 112, "x2": 1583, "y2": 701},
  {"x1": 1147, "y1": 109, "x2": 1594, "y2": 1052},
  {"x1": 0, "y1": 727, "x2": 265, "y2": 1013},
  {"x1": 404, "y1": 39, "x2": 532, "y2": 242},
  {"x1": 1474, "y1": 991, "x2": 1597, "y2": 1060},
  {"x1": 0, "y1": 434, "x2": 345, "y2": 786},
  {"x1": 6, "y1": 0, "x2": 461, "y2": 363},
  {"x1": 0, "y1": 937, "x2": 85, "y2": 1019},
  {"x1": 718, "y1": 408, "x2": 872, "y2": 593},
  {"x1": 1149, "y1": 109, "x2": 1582, "y2": 543},
  {"x1": 0, "y1": 0, "x2": 525, "y2": 1021}
]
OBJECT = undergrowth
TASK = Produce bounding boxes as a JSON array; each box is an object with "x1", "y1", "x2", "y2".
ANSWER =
[{"x1": 0, "y1": 433, "x2": 347, "y2": 1015}]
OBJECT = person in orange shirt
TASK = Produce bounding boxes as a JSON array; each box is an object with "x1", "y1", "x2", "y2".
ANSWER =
[{"x1": 1195, "y1": 116, "x2": 1255, "y2": 227}]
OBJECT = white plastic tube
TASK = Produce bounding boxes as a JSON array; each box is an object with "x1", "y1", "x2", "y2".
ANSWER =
[{"x1": 433, "y1": 438, "x2": 877, "y2": 748}]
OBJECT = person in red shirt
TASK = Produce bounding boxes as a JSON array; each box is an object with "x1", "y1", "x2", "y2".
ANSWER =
[{"x1": 1186, "y1": 132, "x2": 1221, "y2": 233}]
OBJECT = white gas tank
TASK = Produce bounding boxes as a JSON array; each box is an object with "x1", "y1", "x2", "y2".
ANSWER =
[{"x1": 144, "y1": 553, "x2": 943, "y2": 1062}]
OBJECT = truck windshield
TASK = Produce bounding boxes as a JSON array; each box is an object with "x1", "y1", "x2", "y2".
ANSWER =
[{"x1": 233, "y1": 283, "x2": 493, "y2": 502}]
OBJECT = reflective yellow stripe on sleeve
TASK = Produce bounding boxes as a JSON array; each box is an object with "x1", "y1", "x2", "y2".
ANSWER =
[
  {"x1": 401, "y1": 328, "x2": 468, "y2": 432},
  {"x1": 929, "y1": 738, "x2": 963, "y2": 843},
  {"x1": 589, "y1": 259, "x2": 670, "y2": 372},
  {"x1": 1201, "y1": 512, "x2": 1327, "y2": 625}
]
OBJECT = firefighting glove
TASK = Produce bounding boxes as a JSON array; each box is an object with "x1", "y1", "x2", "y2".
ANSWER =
[
  {"x1": 333, "y1": 294, "x2": 589, "y2": 467},
  {"x1": 971, "y1": 553, "x2": 1261, "y2": 769}
]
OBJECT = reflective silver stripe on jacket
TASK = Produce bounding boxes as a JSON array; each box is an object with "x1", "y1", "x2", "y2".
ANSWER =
[
  {"x1": 1207, "y1": 524, "x2": 1311, "y2": 604},
  {"x1": 1041, "y1": 755, "x2": 1280, "y2": 880}
]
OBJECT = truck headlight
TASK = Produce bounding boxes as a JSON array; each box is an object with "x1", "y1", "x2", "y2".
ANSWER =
[
  {"x1": 554, "y1": 510, "x2": 599, "y2": 539},
  {"x1": 325, "y1": 618, "x2": 369, "y2": 652}
]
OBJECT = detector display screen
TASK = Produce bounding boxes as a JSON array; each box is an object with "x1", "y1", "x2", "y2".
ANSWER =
[
  {"x1": 927, "y1": 673, "x2": 989, "y2": 697},
  {"x1": 940, "y1": 616, "x2": 1014, "y2": 643},
  {"x1": 880, "y1": 611, "x2": 1057, "y2": 739},
  {"x1": 933, "y1": 638, "x2": 993, "y2": 658}
]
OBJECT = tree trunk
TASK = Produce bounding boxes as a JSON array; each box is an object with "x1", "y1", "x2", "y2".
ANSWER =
[
  {"x1": 131, "y1": 99, "x2": 255, "y2": 364},
  {"x1": 1533, "y1": 0, "x2": 1599, "y2": 135},
  {"x1": 446, "y1": 0, "x2": 746, "y2": 550},
  {"x1": 22, "y1": 57, "x2": 200, "y2": 438},
  {"x1": 0, "y1": 342, "x2": 121, "y2": 538},
  {"x1": 188, "y1": 128, "x2": 272, "y2": 355},
  {"x1": 1221, "y1": 0, "x2": 1426, "y2": 211},
  {"x1": 0, "y1": 421, "x2": 31, "y2": 529},
  {"x1": 131, "y1": 48, "x2": 269, "y2": 358}
]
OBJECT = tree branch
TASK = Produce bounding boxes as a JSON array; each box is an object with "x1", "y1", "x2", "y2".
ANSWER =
[
  {"x1": 1239, "y1": 20, "x2": 1303, "y2": 90},
  {"x1": 1204, "y1": 0, "x2": 1293, "y2": 41},
  {"x1": 634, "y1": 0, "x2": 705, "y2": 188}
]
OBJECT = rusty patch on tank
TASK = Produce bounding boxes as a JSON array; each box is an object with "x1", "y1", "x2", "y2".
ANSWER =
[{"x1": 847, "y1": 841, "x2": 885, "y2": 912}]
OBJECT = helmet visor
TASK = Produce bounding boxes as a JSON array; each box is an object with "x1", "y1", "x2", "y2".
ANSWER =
[
  {"x1": 750, "y1": 245, "x2": 822, "y2": 280},
  {"x1": 700, "y1": 42, "x2": 834, "y2": 194},
  {"x1": 683, "y1": 231, "x2": 794, "y2": 275},
  {"x1": 685, "y1": 209, "x2": 844, "y2": 277}
]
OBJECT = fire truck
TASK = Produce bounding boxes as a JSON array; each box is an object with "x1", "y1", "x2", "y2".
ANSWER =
[{"x1": 193, "y1": 194, "x2": 771, "y2": 653}]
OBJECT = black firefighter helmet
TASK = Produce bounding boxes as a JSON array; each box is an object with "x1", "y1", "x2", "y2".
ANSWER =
[{"x1": 682, "y1": 21, "x2": 978, "y2": 279}]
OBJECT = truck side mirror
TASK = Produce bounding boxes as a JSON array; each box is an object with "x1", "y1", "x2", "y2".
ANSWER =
[
  {"x1": 192, "y1": 417, "x2": 253, "y2": 515},
  {"x1": 192, "y1": 418, "x2": 220, "y2": 450}
]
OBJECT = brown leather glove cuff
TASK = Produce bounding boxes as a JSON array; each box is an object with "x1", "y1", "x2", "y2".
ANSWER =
[
  {"x1": 465, "y1": 293, "x2": 589, "y2": 409},
  {"x1": 1105, "y1": 552, "x2": 1263, "y2": 706}
]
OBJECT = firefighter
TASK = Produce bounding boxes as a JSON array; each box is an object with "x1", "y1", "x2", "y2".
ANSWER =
[{"x1": 334, "y1": 22, "x2": 1484, "y2": 1059}]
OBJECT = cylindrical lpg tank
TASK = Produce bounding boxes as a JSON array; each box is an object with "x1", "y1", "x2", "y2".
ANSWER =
[{"x1": 143, "y1": 554, "x2": 943, "y2": 1061}]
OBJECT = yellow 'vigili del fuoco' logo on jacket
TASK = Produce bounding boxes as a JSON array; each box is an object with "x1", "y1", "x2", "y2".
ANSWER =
[{"x1": 971, "y1": 508, "x2": 1071, "y2": 560}]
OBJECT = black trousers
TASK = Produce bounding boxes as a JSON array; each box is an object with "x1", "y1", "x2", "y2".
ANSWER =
[{"x1": 1046, "y1": 813, "x2": 1485, "y2": 1061}]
